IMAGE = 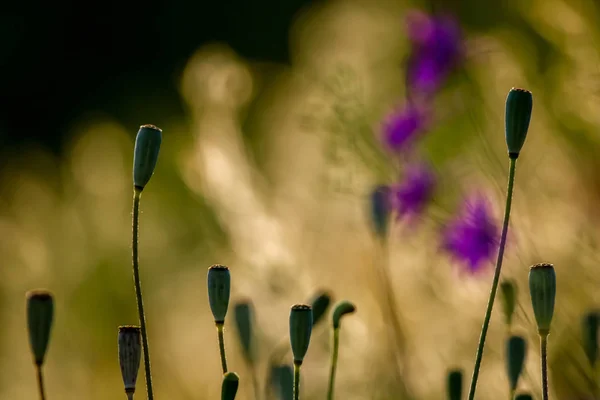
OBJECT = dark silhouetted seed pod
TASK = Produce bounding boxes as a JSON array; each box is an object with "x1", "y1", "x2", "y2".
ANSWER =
[
  {"x1": 309, "y1": 291, "x2": 332, "y2": 327},
  {"x1": 118, "y1": 326, "x2": 142, "y2": 395},
  {"x1": 500, "y1": 280, "x2": 517, "y2": 328},
  {"x1": 370, "y1": 185, "x2": 391, "y2": 238},
  {"x1": 26, "y1": 290, "x2": 54, "y2": 366},
  {"x1": 270, "y1": 364, "x2": 294, "y2": 400},
  {"x1": 208, "y1": 264, "x2": 231, "y2": 323},
  {"x1": 133, "y1": 124, "x2": 162, "y2": 189},
  {"x1": 221, "y1": 372, "x2": 240, "y2": 400},
  {"x1": 289, "y1": 304, "x2": 313, "y2": 363},
  {"x1": 233, "y1": 301, "x2": 255, "y2": 364},
  {"x1": 506, "y1": 335, "x2": 527, "y2": 391},
  {"x1": 515, "y1": 394, "x2": 533, "y2": 400},
  {"x1": 529, "y1": 263, "x2": 556, "y2": 335},
  {"x1": 447, "y1": 369, "x2": 463, "y2": 400},
  {"x1": 332, "y1": 301, "x2": 357, "y2": 329},
  {"x1": 582, "y1": 311, "x2": 600, "y2": 367},
  {"x1": 505, "y1": 88, "x2": 533, "y2": 158}
]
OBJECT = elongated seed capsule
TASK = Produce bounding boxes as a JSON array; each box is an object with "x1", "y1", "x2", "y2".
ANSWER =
[
  {"x1": 133, "y1": 124, "x2": 162, "y2": 190},
  {"x1": 447, "y1": 369, "x2": 463, "y2": 400},
  {"x1": 505, "y1": 88, "x2": 533, "y2": 158},
  {"x1": 506, "y1": 335, "x2": 527, "y2": 392},
  {"x1": 221, "y1": 372, "x2": 240, "y2": 400},
  {"x1": 118, "y1": 326, "x2": 142, "y2": 396},
  {"x1": 529, "y1": 263, "x2": 556, "y2": 335},
  {"x1": 500, "y1": 280, "x2": 517, "y2": 328},
  {"x1": 289, "y1": 304, "x2": 313, "y2": 364},
  {"x1": 208, "y1": 265, "x2": 231, "y2": 323},
  {"x1": 515, "y1": 394, "x2": 533, "y2": 400},
  {"x1": 309, "y1": 291, "x2": 332, "y2": 327},
  {"x1": 26, "y1": 290, "x2": 54, "y2": 366},
  {"x1": 233, "y1": 301, "x2": 254, "y2": 364},
  {"x1": 582, "y1": 311, "x2": 600, "y2": 367},
  {"x1": 370, "y1": 185, "x2": 391, "y2": 238}
]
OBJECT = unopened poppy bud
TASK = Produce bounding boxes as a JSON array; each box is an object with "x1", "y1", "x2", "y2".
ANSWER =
[
  {"x1": 118, "y1": 326, "x2": 142, "y2": 395},
  {"x1": 500, "y1": 280, "x2": 517, "y2": 327},
  {"x1": 505, "y1": 88, "x2": 533, "y2": 158},
  {"x1": 447, "y1": 369, "x2": 463, "y2": 400},
  {"x1": 270, "y1": 364, "x2": 293, "y2": 400},
  {"x1": 233, "y1": 301, "x2": 254, "y2": 364},
  {"x1": 221, "y1": 372, "x2": 240, "y2": 400},
  {"x1": 133, "y1": 124, "x2": 162, "y2": 190},
  {"x1": 370, "y1": 185, "x2": 391, "y2": 238},
  {"x1": 529, "y1": 263, "x2": 556, "y2": 335},
  {"x1": 515, "y1": 394, "x2": 533, "y2": 400},
  {"x1": 582, "y1": 311, "x2": 600, "y2": 367},
  {"x1": 332, "y1": 301, "x2": 357, "y2": 329},
  {"x1": 26, "y1": 290, "x2": 54, "y2": 366},
  {"x1": 289, "y1": 304, "x2": 313, "y2": 364},
  {"x1": 309, "y1": 290, "x2": 332, "y2": 327},
  {"x1": 208, "y1": 264, "x2": 231, "y2": 323},
  {"x1": 506, "y1": 335, "x2": 527, "y2": 391}
]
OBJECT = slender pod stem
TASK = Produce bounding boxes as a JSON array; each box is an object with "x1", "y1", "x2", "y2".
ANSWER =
[
  {"x1": 327, "y1": 328, "x2": 340, "y2": 400},
  {"x1": 293, "y1": 361, "x2": 301, "y2": 400},
  {"x1": 468, "y1": 157, "x2": 518, "y2": 400},
  {"x1": 36, "y1": 365, "x2": 46, "y2": 400},
  {"x1": 250, "y1": 368, "x2": 260, "y2": 400},
  {"x1": 127, "y1": 393, "x2": 134, "y2": 400},
  {"x1": 509, "y1": 389, "x2": 515, "y2": 400},
  {"x1": 132, "y1": 187, "x2": 154, "y2": 400},
  {"x1": 216, "y1": 322, "x2": 228, "y2": 374},
  {"x1": 541, "y1": 334, "x2": 549, "y2": 400}
]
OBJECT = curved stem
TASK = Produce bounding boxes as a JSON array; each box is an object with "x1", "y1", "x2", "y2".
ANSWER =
[
  {"x1": 36, "y1": 365, "x2": 46, "y2": 400},
  {"x1": 467, "y1": 157, "x2": 518, "y2": 400},
  {"x1": 216, "y1": 322, "x2": 228, "y2": 374},
  {"x1": 293, "y1": 361, "x2": 301, "y2": 400},
  {"x1": 250, "y1": 366, "x2": 260, "y2": 400},
  {"x1": 132, "y1": 188, "x2": 154, "y2": 400},
  {"x1": 327, "y1": 328, "x2": 340, "y2": 400},
  {"x1": 541, "y1": 334, "x2": 549, "y2": 400}
]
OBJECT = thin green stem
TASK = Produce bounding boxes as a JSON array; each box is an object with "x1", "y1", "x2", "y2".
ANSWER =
[
  {"x1": 509, "y1": 389, "x2": 515, "y2": 400},
  {"x1": 294, "y1": 361, "x2": 301, "y2": 400},
  {"x1": 127, "y1": 392, "x2": 134, "y2": 400},
  {"x1": 132, "y1": 188, "x2": 154, "y2": 400},
  {"x1": 216, "y1": 322, "x2": 228, "y2": 374},
  {"x1": 541, "y1": 334, "x2": 549, "y2": 400},
  {"x1": 467, "y1": 157, "x2": 518, "y2": 400},
  {"x1": 250, "y1": 366, "x2": 260, "y2": 400},
  {"x1": 36, "y1": 365, "x2": 46, "y2": 400},
  {"x1": 327, "y1": 328, "x2": 340, "y2": 400}
]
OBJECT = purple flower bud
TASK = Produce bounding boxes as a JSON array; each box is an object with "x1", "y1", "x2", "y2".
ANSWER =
[
  {"x1": 443, "y1": 195, "x2": 500, "y2": 273},
  {"x1": 381, "y1": 104, "x2": 428, "y2": 153}
]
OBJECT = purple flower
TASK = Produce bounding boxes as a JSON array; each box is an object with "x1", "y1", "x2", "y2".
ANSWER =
[
  {"x1": 443, "y1": 195, "x2": 500, "y2": 273},
  {"x1": 405, "y1": 11, "x2": 464, "y2": 96},
  {"x1": 390, "y1": 163, "x2": 436, "y2": 219},
  {"x1": 382, "y1": 104, "x2": 428, "y2": 153}
]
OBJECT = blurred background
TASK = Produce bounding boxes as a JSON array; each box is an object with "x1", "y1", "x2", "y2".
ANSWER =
[{"x1": 3, "y1": 0, "x2": 600, "y2": 398}]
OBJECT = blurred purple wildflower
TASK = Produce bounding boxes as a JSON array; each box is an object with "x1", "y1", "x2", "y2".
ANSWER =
[
  {"x1": 405, "y1": 11, "x2": 464, "y2": 96},
  {"x1": 390, "y1": 163, "x2": 436, "y2": 219},
  {"x1": 443, "y1": 195, "x2": 500, "y2": 273},
  {"x1": 382, "y1": 104, "x2": 428, "y2": 153}
]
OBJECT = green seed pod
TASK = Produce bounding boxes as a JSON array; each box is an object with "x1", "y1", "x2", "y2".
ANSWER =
[
  {"x1": 447, "y1": 369, "x2": 463, "y2": 400},
  {"x1": 528, "y1": 263, "x2": 556, "y2": 335},
  {"x1": 582, "y1": 311, "x2": 600, "y2": 367},
  {"x1": 309, "y1": 290, "x2": 332, "y2": 327},
  {"x1": 332, "y1": 300, "x2": 357, "y2": 329},
  {"x1": 26, "y1": 290, "x2": 54, "y2": 366},
  {"x1": 133, "y1": 124, "x2": 162, "y2": 190},
  {"x1": 289, "y1": 304, "x2": 313, "y2": 364},
  {"x1": 233, "y1": 301, "x2": 255, "y2": 364},
  {"x1": 515, "y1": 394, "x2": 534, "y2": 400},
  {"x1": 505, "y1": 88, "x2": 533, "y2": 159},
  {"x1": 500, "y1": 280, "x2": 517, "y2": 328},
  {"x1": 118, "y1": 326, "x2": 142, "y2": 395},
  {"x1": 506, "y1": 335, "x2": 527, "y2": 391},
  {"x1": 370, "y1": 185, "x2": 391, "y2": 238},
  {"x1": 221, "y1": 372, "x2": 240, "y2": 400},
  {"x1": 208, "y1": 264, "x2": 231, "y2": 323},
  {"x1": 270, "y1": 364, "x2": 293, "y2": 400}
]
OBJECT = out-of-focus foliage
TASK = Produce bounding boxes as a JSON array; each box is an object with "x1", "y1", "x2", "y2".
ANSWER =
[{"x1": 3, "y1": 0, "x2": 600, "y2": 399}]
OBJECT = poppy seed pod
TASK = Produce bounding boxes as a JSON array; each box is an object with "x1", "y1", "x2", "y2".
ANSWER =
[
  {"x1": 208, "y1": 264, "x2": 231, "y2": 323},
  {"x1": 118, "y1": 326, "x2": 142, "y2": 395},
  {"x1": 582, "y1": 311, "x2": 600, "y2": 367},
  {"x1": 515, "y1": 394, "x2": 533, "y2": 400},
  {"x1": 289, "y1": 304, "x2": 313, "y2": 364},
  {"x1": 270, "y1": 364, "x2": 294, "y2": 400},
  {"x1": 332, "y1": 301, "x2": 357, "y2": 329},
  {"x1": 233, "y1": 301, "x2": 254, "y2": 364},
  {"x1": 506, "y1": 335, "x2": 527, "y2": 391},
  {"x1": 26, "y1": 290, "x2": 54, "y2": 366},
  {"x1": 370, "y1": 185, "x2": 391, "y2": 238},
  {"x1": 505, "y1": 88, "x2": 533, "y2": 158},
  {"x1": 309, "y1": 291, "x2": 332, "y2": 327},
  {"x1": 221, "y1": 372, "x2": 240, "y2": 400},
  {"x1": 529, "y1": 263, "x2": 556, "y2": 335},
  {"x1": 500, "y1": 280, "x2": 517, "y2": 328},
  {"x1": 447, "y1": 369, "x2": 463, "y2": 400},
  {"x1": 133, "y1": 124, "x2": 162, "y2": 190}
]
